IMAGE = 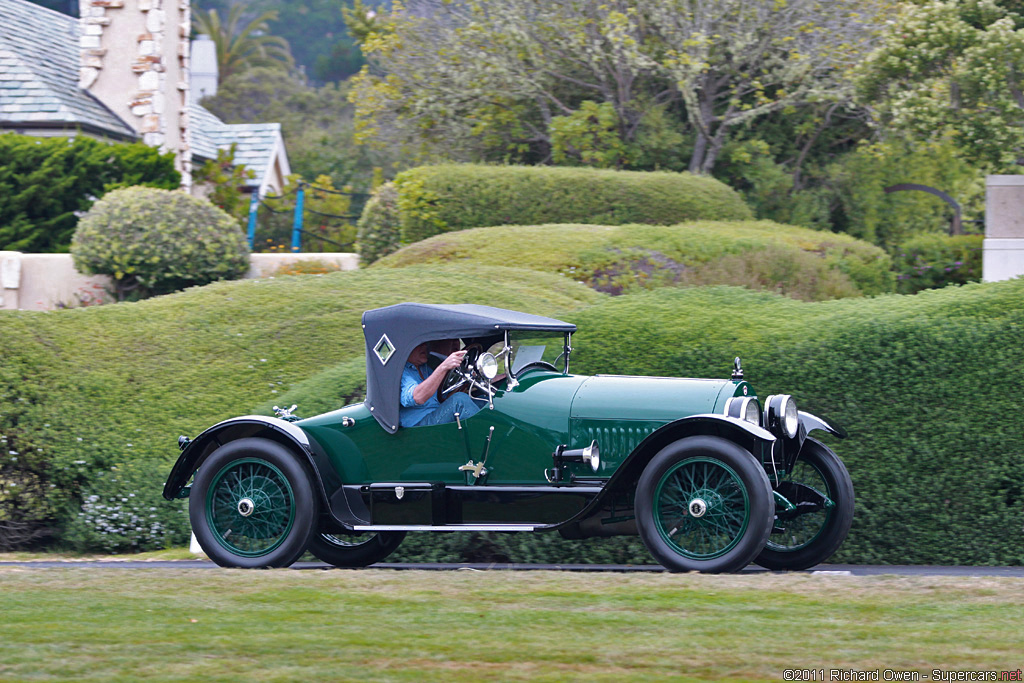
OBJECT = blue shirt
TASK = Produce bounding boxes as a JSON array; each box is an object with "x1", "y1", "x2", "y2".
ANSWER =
[{"x1": 399, "y1": 362, "x2": 440, "y2": 427}]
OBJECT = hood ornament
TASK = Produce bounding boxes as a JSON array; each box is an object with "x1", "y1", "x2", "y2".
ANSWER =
[
  {"x1": 273, "y1": 404, "x2": 300, "y2": 422},
  {"x1": 731, "y1": 357, "x2": 744, "y2": 381}
]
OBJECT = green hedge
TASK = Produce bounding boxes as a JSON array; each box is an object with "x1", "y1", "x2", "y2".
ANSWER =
[
  {"x1": 71, "y1": 187, "x2": 250, "y2": 300},
  {"x1": 5, "y1": 260, "x2": 1024, "y2": 565},
  {"x1": 268, "y1": 277, "x2": 1024, "y2": 566},
  {"x1": 375, "y1": 221, "x2": 895, "y2": 300},
  {"x1": 357, "y1": 164, "x2": 753, "y2": 263},
  {"x1": 0, "y1": 266, "x2": 600, "y2": 552},
  {"x1": 893, "y1": 233, "x2": 984, "y2": 295},
  {"x1": 568, "y1": 282, "x2": 1024, "y2": 565}
]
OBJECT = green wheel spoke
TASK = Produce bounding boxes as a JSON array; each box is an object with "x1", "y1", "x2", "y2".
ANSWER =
[
  {"x1": 654, "y1": 456, "x2": 751, "y2": 560},
  {"x1": 206, "y1": 458, "x2": 296, "y2": 558}
]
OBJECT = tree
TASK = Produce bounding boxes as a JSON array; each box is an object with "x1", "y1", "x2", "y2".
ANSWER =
[
  {"x1": 201, "y1": 66, "x2": 382, "y2": 190},
  {"x1": 0, "y1": 135, "x2": 179, "y2": 253},
  {"x1": 643, "y1": 0, "x2": 892, "y2": 173},
  {"x1": 193, "y1": 6, "x2": 294, "y2": 83},
  {"x1": 348, "y1": 0, "x2": 890, "y2": 173},
  {"x1": 857, "y1": 0, "x2": 1024, "y2": 169}
]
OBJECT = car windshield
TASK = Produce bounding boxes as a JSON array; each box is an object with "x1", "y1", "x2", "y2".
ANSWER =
[{"x1": 505, "y1": 330, "x2": 569, "y2": 376}]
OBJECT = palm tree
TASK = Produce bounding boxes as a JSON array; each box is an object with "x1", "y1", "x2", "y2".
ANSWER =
[{"x1": 193, "y1": 6, "x2": 295, "y2": 83}]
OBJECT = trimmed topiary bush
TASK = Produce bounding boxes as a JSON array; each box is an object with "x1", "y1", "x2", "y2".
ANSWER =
[
  {"x1": 355, "y1": 182, "x2": 401, "y2": 265},
  {"x1": 894, "y1": 233, "x2": 983, "y2": 294},
  {"x1": 71, "y1": 186, "x2": 250, "y2": 300},
  {"x1": 375, "y1": 221, "x2": 895, "y2": 300},
  {"x1": 356, "y1": 164, "x2": 753, "y2": 263}
]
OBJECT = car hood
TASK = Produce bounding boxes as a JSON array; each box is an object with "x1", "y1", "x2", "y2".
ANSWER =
[{"x1": 569, "y1": 375, "x2": 744, "y2": 422}]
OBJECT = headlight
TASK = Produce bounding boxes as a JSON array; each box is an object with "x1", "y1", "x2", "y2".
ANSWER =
[
  {"x1": 725, "y1": 396, "x2": 761, "y2": 427},
  {"x1": 476, "y1": 352, "x2": 498, "y2": 380},
  {"x1": 765, "y1": 395, "x2": 799, "y2": 438}
]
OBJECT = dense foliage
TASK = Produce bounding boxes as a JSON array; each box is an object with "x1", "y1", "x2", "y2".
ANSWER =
[
  {"x1": 0, "y1": 266, "x2": 600, "y2": 551},
  {"x1": 374, "y1": 221, "x2": 895, "y2": 299},
  {"x1": 264, "y1": 273, "x2": 1024, "y2": 566},
  {"x1": 70, "y1": 187, "x2": 249, "y2": 300},
  {"x1": 357, "y1": 164, "x2": 753, "y2": 262},
  {"x1": 355, "y1": 182, "x2": 401, "y2": 265},
  {"x1": 349, "y1": 0, "x2": 888, "y2": 174},
  {"x1": 0, "y1": 135, "x2": 180, "y2": 253},
  {"x1": 893, "y1": 233, "x2": 984, "y2": 294},
  {"x1": 4, "y1": 261, "x2": 1024, "y2": 564}
]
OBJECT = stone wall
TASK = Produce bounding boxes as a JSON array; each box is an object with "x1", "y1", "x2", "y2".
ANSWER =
[
  {"x1": 0, "y1": 252, "x2": 359, "y2": 311},
  {"x1": 79, "y1": 0, "x2": 192, "y2": 189}
]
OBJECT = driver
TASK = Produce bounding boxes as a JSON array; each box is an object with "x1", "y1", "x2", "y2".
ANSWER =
[{"x1": 399, "y1": 342, "x2": 483, "y2": 427}]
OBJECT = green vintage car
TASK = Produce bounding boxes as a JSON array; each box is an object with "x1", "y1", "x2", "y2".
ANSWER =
[{"x1": 163, "y1": 303, "x2": 853, "y2": 572}]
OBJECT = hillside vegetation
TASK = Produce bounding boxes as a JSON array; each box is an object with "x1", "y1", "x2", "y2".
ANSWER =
[
  {"x1": 0, "y1": 266, "x2": 600, "y2": 551},
  {"x1": 358, "y1": 165, "x2": 753, "y2": 263},
  {"x1": 3, "y1": 260, "x2": 1023, "y2": 565},
  {"x1": 374, "y1": 221, "x2": 894, "y2": 300}
]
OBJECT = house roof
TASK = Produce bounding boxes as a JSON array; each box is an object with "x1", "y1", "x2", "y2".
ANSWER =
[
  {"x1": 0, "y1": 0, "x2": 136, "y2": 140},
  {"x1": 190, "y1": 103, "x2": 291, "y2": 195},
  {"x1": 0, "y1": 0, "x2": 289, "y2": 193}
]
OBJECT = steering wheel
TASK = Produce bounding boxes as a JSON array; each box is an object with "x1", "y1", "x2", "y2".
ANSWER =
[
  {"x1": 513, "y1": 361, "x2": 558, "y2": 376},
  {"x1": 437, "y1": 347, "x2": 480, "y2": 402}
]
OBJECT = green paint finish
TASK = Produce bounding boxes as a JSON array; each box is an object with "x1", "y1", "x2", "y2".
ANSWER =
[
  {"x1": 301, "y1": 372, "x2": 587, "y2": 485},
  {"x1": 571, "y1": 419, "x2": 664, "y2": 475},
  {"x1": 205, "y1": 458, "x2": 296, "y2": 558},
  {"x1": 299, "y1": 373, "x2": 762, "y2": 487},
  {"x1": 570, "y1": 376, "x2": 734, "y2": 421}
]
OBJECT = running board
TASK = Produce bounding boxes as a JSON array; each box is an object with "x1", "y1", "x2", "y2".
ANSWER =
[{"x1": 353, "y1": 524, "x2": 537, "y2": 532}]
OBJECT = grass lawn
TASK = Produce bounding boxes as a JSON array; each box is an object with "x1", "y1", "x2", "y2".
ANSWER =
[{"x1": 0, "y1": 569, "x2": 1021, "y2": 682}]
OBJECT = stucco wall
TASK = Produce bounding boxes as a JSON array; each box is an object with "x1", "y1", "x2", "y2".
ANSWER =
[
  {"x1": 0, "y1": 252, "x2": 358, "y2": 311},
  {"x1": 984, "y1": 175, "x2": 1024, "y2": 282}
]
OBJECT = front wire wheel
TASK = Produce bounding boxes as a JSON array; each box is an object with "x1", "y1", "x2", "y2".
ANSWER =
[
  {"x1": 189, "y1": 438, "x2": 318, "y2": 568},
  {"x1": 636, "y1": 436, "x2": 774, "y2": 573},
  {"x1": 307, "y1": 530, "x2": 407, "y2": 568},
  {"x1": 756, "y1": 438, "x2": 854, "y2": 571}
]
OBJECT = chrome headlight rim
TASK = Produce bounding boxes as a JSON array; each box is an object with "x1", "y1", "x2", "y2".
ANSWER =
[
  {"x1": 765, "y1": 394, "x2": 799, "y2": 439},
  {"x1": 725, "y1": 396, "x2": 762, "y2": 427},
  {"x1": 476, "y1": 352, "x2": 499, "y2": 380}
]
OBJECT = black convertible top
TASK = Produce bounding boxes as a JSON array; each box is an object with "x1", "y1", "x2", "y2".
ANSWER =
[{"x1": 362, "y1": 303, "x2": 575, "y2": 433}]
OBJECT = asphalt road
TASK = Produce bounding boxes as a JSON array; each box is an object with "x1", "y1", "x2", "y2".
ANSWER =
[{"x1": 2, "y1": 560, "x2": 1024, "y2": 576}]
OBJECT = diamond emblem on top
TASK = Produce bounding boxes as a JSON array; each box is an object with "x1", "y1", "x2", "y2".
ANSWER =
[{"x1": 374, "y1": 334, "x2": 396, "y2": 365}]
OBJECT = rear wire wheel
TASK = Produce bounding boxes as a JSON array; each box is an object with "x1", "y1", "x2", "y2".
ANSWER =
[
  {"x1": 189, "y1": 438, "x2": 318, "y2": 568},
  {"x1": 307, "y1": 530, "x2": 406, "y2": 568},
  {"x1": 756, "y1": 438, "x2": 854, "y2": 571},
  {"x1": 636, "y1": 436, "x2": 774, "y2": 573}
]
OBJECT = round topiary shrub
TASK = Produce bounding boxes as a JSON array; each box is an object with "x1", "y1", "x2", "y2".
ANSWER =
[
  {"x1": 71, "y1": 186, "x2": 250, "y2": 299},
  {"x1": 356, "y1": 182, "x2": 401, "y2": 265}
]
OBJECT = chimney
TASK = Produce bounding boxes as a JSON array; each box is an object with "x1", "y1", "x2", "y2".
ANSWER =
[
  {"x1": 190, "y1": 34, "x2": 218, "y2": 103},
  {"x1": 78, "y1": 0, "x2": 193, "y2": 190}
]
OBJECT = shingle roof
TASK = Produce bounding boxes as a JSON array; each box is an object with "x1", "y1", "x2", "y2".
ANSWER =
[
  {"x1": 190, "y1": 103, "x2": 286, "y2": 193},
  {"x1": 0, "y1": 0, "x2": 136, "y2": 139}
]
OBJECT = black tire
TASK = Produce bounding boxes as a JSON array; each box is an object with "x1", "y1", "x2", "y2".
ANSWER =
[
  {"x1": 635, "y1": 436, "x2": 774, "y2": 573},
  {"x1": 756, "y1": 438, "x2": 854, "y2": 571},
  {"x1": 189, "y1": 437, "x2": 319, "y2": 569},
  {"x1": 307, "y1": 530, "x2": 407, "y2": 568}
]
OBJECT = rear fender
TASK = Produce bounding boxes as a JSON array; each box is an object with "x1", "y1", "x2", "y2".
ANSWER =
[{"x1": 161, "y1": 416, "x2": 341, "y2": 506}]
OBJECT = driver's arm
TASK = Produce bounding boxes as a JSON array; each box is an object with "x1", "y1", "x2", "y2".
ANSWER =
[{"x1": 411, "y1": 350, "x2": 465, "y2": 404}]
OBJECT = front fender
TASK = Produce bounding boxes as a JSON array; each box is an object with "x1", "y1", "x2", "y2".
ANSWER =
[
  {"x1": 162, "y1": 415, "x2": 339, "y2": 503},
  {"x1": 799, "y1": 411, "x2": 847, "y2": 439},
  {"x1": 562, "y1": 414, "x2": 778, "y2": 526}
]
